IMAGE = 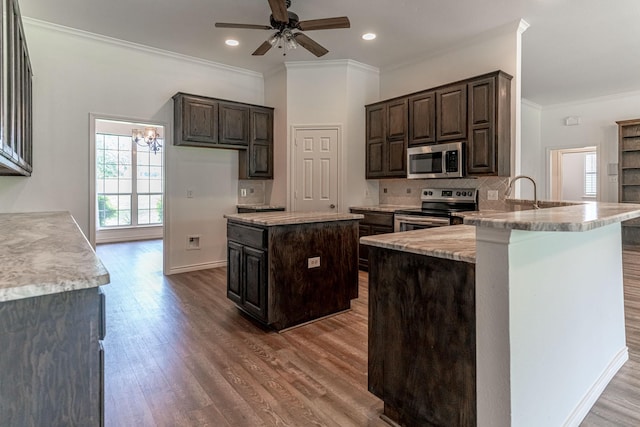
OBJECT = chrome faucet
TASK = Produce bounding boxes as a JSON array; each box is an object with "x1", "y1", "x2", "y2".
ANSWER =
[{"x1": 505, "y1": 175, "x2": 539, "y2": 209}]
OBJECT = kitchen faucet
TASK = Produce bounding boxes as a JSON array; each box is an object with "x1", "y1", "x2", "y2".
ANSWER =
[{"x1": 505, "y1": 175, "x2": 539, "y2": 209}]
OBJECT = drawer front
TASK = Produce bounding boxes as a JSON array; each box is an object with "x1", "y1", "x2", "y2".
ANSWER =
[
  {"x1": 227, "y1": 223, "x2": 267, "y2": 248},
  {"x1": 364, "y1": 212, "x2": 394, "y2": 228}
]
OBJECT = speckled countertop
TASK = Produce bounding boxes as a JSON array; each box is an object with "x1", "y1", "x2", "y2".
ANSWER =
[
  {"x1": 236, "y1": 204, "x2": 286, "y2": 210},
  {"x1": 462, "y1": 202, "x2": 640, "y2": 231},
  {"x1": 0, "y1": 212, "x2": 110, "y2": 302},
  {"x1": 225, "y1": 211, "x2": 364, "y2": 226},
  {"x1": 360, "y1": 225, "x2": 476, "y2": 263},
  {"x1": 349, "y1": 204, "x2": 420, "y2": 213}
]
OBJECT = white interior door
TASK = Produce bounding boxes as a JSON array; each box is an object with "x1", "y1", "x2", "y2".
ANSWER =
[{"x1": 293, "y1": 127, "x2": 339, "y2": 212}]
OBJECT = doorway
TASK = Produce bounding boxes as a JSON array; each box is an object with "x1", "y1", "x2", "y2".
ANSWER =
[
  {"x1": 549, "y1": 146, "x2": 597, "y2": 201},
  {"x1": 291, "y1": 126, "x2": 341, "y2": 212},
  {"x1": 90, "y1": 116, "x2": 165, "y2": 246}
]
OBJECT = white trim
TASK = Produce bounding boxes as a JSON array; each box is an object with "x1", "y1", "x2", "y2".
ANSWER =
[
  {"x1": 96, "y1": 225, "x2": 163, "y2": 244},
  {"x1": 289, "y1": 124, "x2": 343, "y2": 213},
  {"x1": 542, "y1": 87, "x2": 640, "y2": 110},
  {"x1": 23, "y1": 17, "x2": 263, "y2": 79},
  {"x1": 167, "y1": 260, "x2": 227, "y2": 275},
  {"x1": 546, "y1": 144, "x2": 600, "y2": 201},
  {"x1": 562, "y1": 346, "x2": 629, "y2": 427},
  {"x1": 285, "y1": 59, "x2": 379, "y2": 74},
  {"x1": 521, "y1": 98, "x2": 543, "y2": 111}
]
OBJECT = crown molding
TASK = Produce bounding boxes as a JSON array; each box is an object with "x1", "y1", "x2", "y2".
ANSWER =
[
  {"x1": 22, "y1": 17, "x2": 263, "y2": 79},
  {"x1": 542, "y1": 88, "x2": 640, "y2": 110},
  {"x1": 521, "y1": 98, "x2": 542, "y2": 111},
  {"x1": 285, "y1": 59, "x2": 379, "y2": 74}
]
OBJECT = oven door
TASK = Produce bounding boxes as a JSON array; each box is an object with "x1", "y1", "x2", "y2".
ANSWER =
[{"x1": 394, "y1": 214, "x2": 451, "y2": 232}]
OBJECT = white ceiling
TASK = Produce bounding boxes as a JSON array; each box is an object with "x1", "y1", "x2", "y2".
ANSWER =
[{"x1": 19, "y1": 0, "x2": 640, "y2": 106}]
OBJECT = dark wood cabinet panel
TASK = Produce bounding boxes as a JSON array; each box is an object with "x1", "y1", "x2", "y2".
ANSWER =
[
  {"x1": 0, "y1": 288, "x2": 104, "y2": 425},
  {"x1": 219, "y1": 102, "x2": 249, "y2": 147},
  {"x1": 227, "y1": 241, "x2": 243, "y2": 304},
  {"x1": 350, "y1": 209, "x2": 394, "y2": 271},
  {"x1": 436, "y1": 84, "x2": 467, "y2": 141},
  {"x1": 466, "y1": 72, "x2": 512, "y2": 176},
  {"x1": 365, "y1": 100, "x2": 407, "y2": 179},
  {"x1": 176, "y1": 95, "x2": 219, "y2": 146},
  {"x1": 243, "y1": 246, "x2": 268, "y2": 321},
  {"x1": 0, "y1": 0, "x2": 33, "y2": 176},
  {"x1": 239, "y1": 107, "x2": 274, "y2": 179},
  {"x1": 408, "y1": 91, "x2": 436, "y2": 146}
]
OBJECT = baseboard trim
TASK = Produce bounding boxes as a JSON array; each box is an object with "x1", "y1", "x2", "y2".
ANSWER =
[
  {"x1": 563, "y1": 346, "x2": 629, "y2": 426},
  {"x1": 167, "y1": 260, "x2": 227, "y2": 275}
]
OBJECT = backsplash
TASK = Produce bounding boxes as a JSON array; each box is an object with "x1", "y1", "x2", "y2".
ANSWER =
[
  {"x1": 237, "y1": 180, "x2": 267, "y2": 205},
  {"x1": 378, "y1": 177, "x2": 511, "y2": 211}
]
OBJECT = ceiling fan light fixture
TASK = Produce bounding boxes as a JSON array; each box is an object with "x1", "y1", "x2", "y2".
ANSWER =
[
  {"x1": 362, "y1": 33, "x2": 376, "y2": 41},
  {"x1": 268, "y1": 32, "x2": 280, "y2": 46},
  {"x1": 225, "y1": 39, "x2": 239, "y2": 46},
  {"x1": 283, "y1": 29, "x2": 297, "y2": 49}
]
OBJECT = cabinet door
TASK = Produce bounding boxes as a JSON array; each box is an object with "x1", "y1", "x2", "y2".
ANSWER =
[
  {"x1": 219, "y1": 102, "x2": 249, "y2": 147},
  {"x1": 357, "y1": 224, "x2": 372, "y2": 270},
  {"x1": 249, "y1": 107, "x2": 273, "y2": 178},
  {"x1": 436, "y1": 84, "x2": 467, "y2": 141},
  {"x1": 386, "y1": 99, "x2": 408, "y2": 177},
  {"x1": 409, "y1": 92, "x2": 436, "y2": 146},
  {"x1": 227, "y1": 241, "x2": 243, "y2": 304},
  {"x1": 176, "y1": 96, "x2": 219, "y2": 145},
  {"x1": 467, "y1": 77, "x2": 496, "y2": 175},
  {"x1": 366, "y1": 104, "x2": 386, "y2": 178},
  {"x1": 243, "y1": 246, "x2": 268, "y2": 321}
]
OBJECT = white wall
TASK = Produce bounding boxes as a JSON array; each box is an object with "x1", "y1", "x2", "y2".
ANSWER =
[
  {"x1": 3, "y1": 19, "x2": 265, "y2": 273},
  {"x1": 534, "y1": 90, "x2": 640, "y2": 202},
  {"x1": 283, "y1": 60, "x2": 379, "y2": 211},
  {"x1": 561, "y1": 151, "x2": 587, "y2": 201},
  {"x1": 264, "y1": 67, "x2": 288, "y2": 207},
  {"x1": 520, "y1": 100, "x2": 542, "y2": 199}
]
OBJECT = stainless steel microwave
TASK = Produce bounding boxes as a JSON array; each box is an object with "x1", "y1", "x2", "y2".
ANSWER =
[{"x1": 407, "y1": 141, "x2": 464, "y2": 179}]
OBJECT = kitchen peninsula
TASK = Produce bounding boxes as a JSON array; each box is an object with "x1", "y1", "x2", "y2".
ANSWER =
[
  {"x1": 0, "y1": 212, "x2": 109, "y2": 425},
  {"x1": 361, "y1": 202, "x2": 640, "y2": 427},
  {"x1": 224, "y1": 211, "x2": 362, "y2": 330}
]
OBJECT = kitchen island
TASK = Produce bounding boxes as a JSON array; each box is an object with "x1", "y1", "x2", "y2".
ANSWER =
[
  {"x1": 224, "y1": 211, "x2": 363, "y2": 330},
  {"x1": 361, "y1": 202, "x2": 640, "y2": 427},
  {"x1": 0, "y1": 211, "x2": 109, "y2": 425}
]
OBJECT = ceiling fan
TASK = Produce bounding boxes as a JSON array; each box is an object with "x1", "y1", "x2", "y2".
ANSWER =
[{"x1": 215, "y1": 0, "x2": 350, "y2": 57}]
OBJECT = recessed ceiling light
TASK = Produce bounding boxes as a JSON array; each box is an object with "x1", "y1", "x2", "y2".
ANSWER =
[
  {"x1": 225, "y1": 39, "x2": 239, "y2": 47},
  {"x1": 362, "y1": 33, "x2": 376, "y2": 41}
]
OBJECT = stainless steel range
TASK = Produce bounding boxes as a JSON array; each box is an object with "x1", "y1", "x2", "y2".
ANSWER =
[{"x1": 394, "y1": 188, "x2": 478, "y2": 232}]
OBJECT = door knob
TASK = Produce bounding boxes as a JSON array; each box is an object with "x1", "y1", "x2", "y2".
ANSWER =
[{"x1": 330, "y1": 204, "x2": 336, "y2": 209}]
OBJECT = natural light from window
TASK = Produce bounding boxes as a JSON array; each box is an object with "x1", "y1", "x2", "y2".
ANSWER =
[{"x1": 584, "y1": 152, "x2": 597, "y2": 197}]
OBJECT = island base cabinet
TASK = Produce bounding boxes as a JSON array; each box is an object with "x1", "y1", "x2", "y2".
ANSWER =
[
  {"x1": 368, "y1": 247, "x2": 476, "y2": 427},
  {"x1": 227, "y1": 220, "x2": 359, "y2": 331},
  {"x1": 0, "y1": 287, "x2": 104, "y2": 426}
]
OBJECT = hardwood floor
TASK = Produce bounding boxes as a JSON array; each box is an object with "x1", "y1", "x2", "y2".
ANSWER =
[{"x1": 97, "y1": 240, "x2": 640, "y2": 426}]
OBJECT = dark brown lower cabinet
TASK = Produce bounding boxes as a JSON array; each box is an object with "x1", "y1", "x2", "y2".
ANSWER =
[
  {"x1": 0, "y1": 287, "x2": 105, "y2": 426},
  {"x1": 368, "y1": 247, "x2": 476, "y2": 427},
  {"x1": 227, "y1": 219, "x2": 359, "y2": 330},
  {"x1": 350, "y1": 209, "x2": 394, "y2": 270}
]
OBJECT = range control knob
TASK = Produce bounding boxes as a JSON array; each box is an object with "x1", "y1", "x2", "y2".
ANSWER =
[{"x1": 456, "y1": 191, "x2": 461, "y2": 196}]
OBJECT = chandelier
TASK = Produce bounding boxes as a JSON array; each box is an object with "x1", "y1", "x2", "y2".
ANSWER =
[{"x1": 132, "y1": 127, "x2": 162, "y2": 154}]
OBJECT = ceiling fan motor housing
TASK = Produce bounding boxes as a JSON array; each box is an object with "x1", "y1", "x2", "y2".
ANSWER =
[{"x1": 270, "y1": 11, "x2": 299, "y2": 28}]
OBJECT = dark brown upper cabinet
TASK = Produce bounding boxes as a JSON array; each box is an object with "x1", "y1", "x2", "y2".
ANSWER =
[
  {"x1": 174, "y1": 94, "x2": 219, "y2": 147},
  {"x1": 0, "y1": 0, "x2": 33, "y2": 177},
  {"x1": 173, "y1": 93, "x2": 274, "y2": 179},
  {"x1": 408, "y1": 91, "x2": 436, "y2": 146},
  {"x1": 436, "y1": 84, "x2": 467, "y2": 142},
  {"x1": 239, "y1": 106, "x2": 274, "y2": 179},
  {"x1": 366, "y1": 99, "x2": 408, "y2": 179},
  {"x1": 467, "y1": 71, "x2": 512, "y2": 176},
  {"x1": 218, "y1": 102, "x2": 249, "y2": 147}
]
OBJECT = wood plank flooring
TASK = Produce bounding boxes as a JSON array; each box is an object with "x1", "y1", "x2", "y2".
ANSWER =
[{"x1": 97, "y1": 240, "x2": 640, "y2": 426}]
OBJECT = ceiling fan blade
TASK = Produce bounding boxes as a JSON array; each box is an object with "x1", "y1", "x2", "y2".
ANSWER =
[
  {"x1": 293, "y1": 33, "x2": 329, "y2": 57},
  {"x1": 215, "y1": 23, "x2": 272, "y2": 30},
  {"x1": 297, "y1": 17, "x2": 350, "y2": 31},
  {"x1": 252, "y1": 40, "x2": 273, "y2": 56},
  {"x1": 268, "y1": 0, "x2": 289, "y2": 23}
]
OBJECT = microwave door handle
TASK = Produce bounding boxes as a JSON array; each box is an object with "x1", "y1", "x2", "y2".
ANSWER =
[{"x1": 442, "y1": 152, "x2": 448, "y2": 175}]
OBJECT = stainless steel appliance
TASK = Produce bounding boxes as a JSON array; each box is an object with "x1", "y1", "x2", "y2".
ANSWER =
[
  {"x1": 394, "y1": 187, "x2": 478, "y2": 232},
  {"x1": 407, "y1": 141, "x2": 464, "y2": 179}
]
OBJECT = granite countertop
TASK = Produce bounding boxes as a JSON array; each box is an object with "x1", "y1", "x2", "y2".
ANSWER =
[
  {"x1": 463, "y1": 202, "x2": 640, "y2": 232},
  {"x1": 0, "y1": 211, "x2": 110, "y2": 302},
  {"x1": 360, "y1": 225, "x2": 476, "y2": 263},
  {"x1": 236, "y1": 204, "x2": 286, "y2": 210},
  {"x1": 225, "y1": 211, "x2": 364, "y2": 226},
  {"x1": 349, "y1": 204, "x2": 420, "y2": 213}
]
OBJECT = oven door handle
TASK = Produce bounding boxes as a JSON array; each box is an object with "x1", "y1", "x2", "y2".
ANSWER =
[{"x1": 394, "y1": 215, "x2": 450, "y2": 228}]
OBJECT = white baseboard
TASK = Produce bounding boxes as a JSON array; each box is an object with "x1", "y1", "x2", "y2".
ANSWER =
[
  {"x1": 563, "y1": 346, "x2": 629, "y2": 427},
  {"x1": 166, "y1": 260, "x2": 227, "y2": 275}
]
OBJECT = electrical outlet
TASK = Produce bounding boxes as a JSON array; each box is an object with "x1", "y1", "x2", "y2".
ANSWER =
[
  {"x1": 488, "y1": 190, "x2": 499, "y2": 201},
  {"x1": 187, "y1": 189, "x2": 194, "y2": 198},
  {"x1": 240, "y1": 188, "x2": 247, "y2": 197},
  {"x1": 308, "y1": 256, "x2": 320, "y2": 268},
  {"x1": 187, "y1": 235, "x2": 200, "y2": 250}
]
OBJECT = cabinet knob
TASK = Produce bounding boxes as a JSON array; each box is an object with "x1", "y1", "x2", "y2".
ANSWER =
[{"x1": 330, "y1": 204, "x2": 336, "y2": 209}]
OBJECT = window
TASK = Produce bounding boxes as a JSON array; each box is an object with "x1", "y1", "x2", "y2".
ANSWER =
[
  {"x1": 96, "y1": 133, "x2": 163, "y2": 229},
  {"x1": 584, "y1": 152, "x2": 597, "y2": 197}
]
